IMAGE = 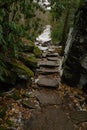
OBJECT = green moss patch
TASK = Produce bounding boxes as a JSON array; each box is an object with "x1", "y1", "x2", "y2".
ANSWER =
[{"x1": 33, "y1": 46, "x2": 42, "y2": 58}]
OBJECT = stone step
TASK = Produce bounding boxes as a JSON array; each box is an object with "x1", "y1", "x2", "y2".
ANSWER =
[
  {"x1": 37, "y1": 77, "x2": 59, "y2": 88},
  {"x1": 34, "y1": 90, "x2": 62, "y2": 106},
  {"x1": 36, "y1": 68, "x2": 58, "y2": 75},
  {"x1": 38, "y1": 61, "x2": 59, "y2": 68}
]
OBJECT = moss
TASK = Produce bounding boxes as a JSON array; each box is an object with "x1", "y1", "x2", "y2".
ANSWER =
[
  {"x1": 22, "y1": 38, "x2": 35, "y2": 52},
  {"x1": 11, "y1": 60, "x2": 34, "y2": 77},
  {"x1": 20, "y1": 53, "x2": 37, "y2": 68},
  {"x1": 33, "y1": 46, "x2": 42, "y2": 58}
]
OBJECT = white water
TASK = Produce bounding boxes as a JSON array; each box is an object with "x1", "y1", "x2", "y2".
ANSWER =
[
  {"x1": 33, "y1": 0, "x2": 51, "y2": 10},
  {"x1": 36, "y1": 25, "x2": 51, "y2": 51},
  {"x1": 36, "y1": 25, "x2": 51, "y2": 43}
]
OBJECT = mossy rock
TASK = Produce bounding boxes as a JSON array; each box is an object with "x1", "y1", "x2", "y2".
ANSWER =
[
  {"x1": 33, "y1": 46, "x2": 42, "y2": 58},
  {"x1": 20, "y1": 53, "x2": 37, "y2": 68},
  {"x1": 22, "y1": 38, "x2": 35, "y2": 52},
  {"x1": 11, "y1": 60, "x2": 34, "y2": 78}
]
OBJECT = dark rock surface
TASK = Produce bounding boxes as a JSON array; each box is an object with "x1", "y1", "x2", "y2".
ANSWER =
[
  {"x1": 46, "y1": 53, "x2": 59, "y2": 57},
  {"x1": 62, "y1": 1, "x2": 87, "y2": 88},
  {"x1": 47, "y1": 57, "x2": 58, "y2": 61},
  {"x1": 70, "y1": 111, "x2": 87, "y2": 124},
  {"x1": 23, "y1": 107, "x2": 75, "y2": 130}
]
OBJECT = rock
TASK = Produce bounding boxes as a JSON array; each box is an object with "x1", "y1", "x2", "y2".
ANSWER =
[
  {"x1": 80, "y1": 56, "x2": 87, "y2": 70},
  {"x1": 37, "y1": 77, "x2": 59, "y2": 88},
  {"x1": 47, "y1": 57, "x2": 58, "y2": 61},
  {"x1": 46, "y1": 53, "x2": 59, "y2": 57},
  {"x1": 11, "y1": 60, "x2": 34, "y2": 78},
  {"x1": 19, "y1": 53, "x2": 37, "y2": 68},
  {"x1": 33, "y1": 46, "x2": 42, "y2": 58},
  {"x1": 62, "y1": 2, "x2": 87, "y2": 87},
  {"x1": 24, "y1": 107, "x2": 75, "y2": 130},
  {"x1": 38, "y1": 61, "x2": 58, "y2": 68},
  {"x1": 42, "y1": 53, "x2": 47, "y2": 58},
  {"x1": 35, "y1": 90, "x2": 62, "y2": 106},
  {"x1": 37, "y1": 68, "x2": 58, "y2": 75},
  {"x1": 70, "y1": 111, "x2": 87, "y2": 124},
  {"x1": 22, "y1": 99, "x2": 39, "y2": 109},
  {"x1": 38, "y1": 46, "x2": 48, "y2": 51},
  {"x1": 22, "y1": 38, "x2": 35, "y2": 52}
]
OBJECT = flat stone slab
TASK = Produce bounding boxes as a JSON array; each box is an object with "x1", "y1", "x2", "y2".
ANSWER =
[
  {"x1": 70, "y1": 111, "x2": 87, "y2": 124},
  {"x1": 47, "y1": 57, "x2": 58, "y2": 61},
  {"x1": 35, "y1": 90, "x2": 62, "y2": 106},
  {"x1": 37, "y1": 68, "x2": 58, "y2": 74},
  {"x1": 38, "y1": 61, "x2": 58, "y2": 67},
  {"x1": 37, "y1": 77, "x2": 59, "y2": 88},
  {"x1": 46, "y1": 53, "x2": 59, "y2": 57},
  {"x1": 24, "y1": 108, "x2": 75, "y2": 130}
]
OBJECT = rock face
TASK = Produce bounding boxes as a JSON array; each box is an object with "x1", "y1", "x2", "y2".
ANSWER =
[{"x1": 62, "y1": 1, "x2": 87, "y2": 88}]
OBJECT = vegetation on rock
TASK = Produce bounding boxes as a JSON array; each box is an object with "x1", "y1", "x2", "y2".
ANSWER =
[{"x1": 0, "y1": 0, "x2": 43, "y2": 84}]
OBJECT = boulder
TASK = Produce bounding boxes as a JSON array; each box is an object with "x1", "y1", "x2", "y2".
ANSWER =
[
  {"x1": 62, "y1": 2, "x2": 87, "y2": 88},
  {"x1": 10, "y1": 60, "x2": 34, "y2": 79},
  {"x1": 19, "y1": 53, "x2": 37, "y2": 69}
]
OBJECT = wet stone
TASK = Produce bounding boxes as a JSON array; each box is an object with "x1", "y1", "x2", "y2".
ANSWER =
[
  {"x1": 37, "y1": 77, "x2": 59, "y2": 88},
  {"x1": 35, "y1": 90, "x2": 62, "y2": 106},
  {"x1": 37, "y1": 68, "x2": 58, "y2": 75},
  {"x1": 70, "y1": 111, "x2": 87, "y2": 124},
  {"x1": 38, "y1": 61, "x2": 58, "y2": 68},
  {"x1": 24, "y1": 107, "x2": 75, "y2": 130}
]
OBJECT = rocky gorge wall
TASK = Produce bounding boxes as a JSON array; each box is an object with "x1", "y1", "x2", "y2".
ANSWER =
[{"x1": 62, "y1": 1, "x2": 87, "y2": 90}]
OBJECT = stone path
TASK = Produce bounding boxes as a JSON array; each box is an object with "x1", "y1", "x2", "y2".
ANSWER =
[
  {"x1": 23, "y1": 43, "x2": 75, "y2": 130},
  {"x1": 23, "y1": 43, "x2": 87, "y2": 130}
]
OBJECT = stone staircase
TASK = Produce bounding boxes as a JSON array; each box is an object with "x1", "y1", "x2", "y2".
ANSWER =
[{"x1": 23, "y1": 44, "x2": 76, "y2": 130}]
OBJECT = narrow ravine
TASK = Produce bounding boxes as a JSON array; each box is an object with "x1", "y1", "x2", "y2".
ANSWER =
[
  {"x1": 0, "y1": 1, "x2": 87, "y2": 130},
  {"x1": 23, "y1": 6, "x2": 87, "y2": 129}
]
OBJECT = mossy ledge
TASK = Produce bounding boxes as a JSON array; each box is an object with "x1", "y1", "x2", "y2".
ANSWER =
[{"x1": 11, "y1": 60, "x2": 34, "y2": 77}]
